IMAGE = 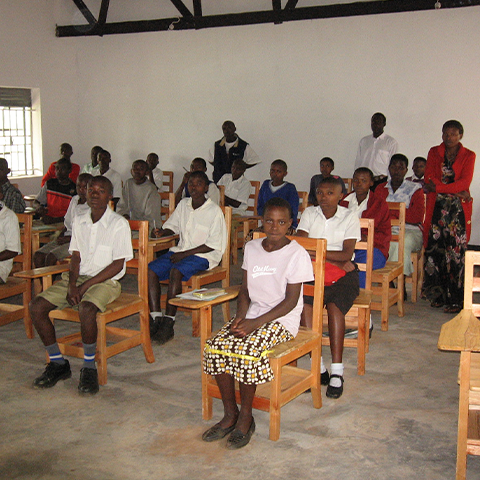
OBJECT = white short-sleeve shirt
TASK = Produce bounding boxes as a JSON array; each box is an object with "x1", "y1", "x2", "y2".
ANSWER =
[
  {"x1": 69, "y1": 207, "x2": 133, "y2": 280},
  {"x1": 101, "y1": 168, "x2": 123, "y2": 199},
  {"x1": 0, "y1": 203, "x2": 21, "y2": 282},
  {"x1": 163, "y1": 198, "x2": 227, "y2": 269},
  {"x1": 243, "y1": 238, "x2": 314, "y2": 337},
  {"x1": 63, "y1": 195, "x2": 90, "y2": 236},
  {"x1": 217, "y1": 174, "x2": 251, "y2": 215},
  {"x1": 297, "y1": 205, "x2": 361, "y2": 253}
]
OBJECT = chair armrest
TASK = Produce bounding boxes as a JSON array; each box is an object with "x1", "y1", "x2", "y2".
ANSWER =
[{"x1": 14, "y1": 264, "x2": 70, "y2": 280}]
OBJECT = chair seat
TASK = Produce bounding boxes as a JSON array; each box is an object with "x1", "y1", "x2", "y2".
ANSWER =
[
  {"x1": 0, "y1": 277, "x2": 27, "y2": 300},
  {"x1": 269, "y1": 328, "x2": 321, "y2": 360},
  {"x1": 371, "y1": 261, "x2": 403, "y2": 281}
]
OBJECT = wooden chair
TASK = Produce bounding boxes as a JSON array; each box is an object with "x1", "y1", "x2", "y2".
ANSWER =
[
  {"x1": 159, "y1": 191, "x2": 175, "y2": 222},
  {"x1": 342, "y1": 178, "x2": 353, "y2": 193},
  {"x1": 371, "y1": 202, "x2": 405, "y2": 331},
  {"x1": 203, "y1": 234, "x2": 326, "y2": 441},
  {"x1": 232, "y1": 180, "x2": 261, "y2": 265},
  {"x1": 437, "y1": 251, "x2": 480, "y2": 480},
  {"x1": 297, "y1": 190, "x2": 308, "y2": 222},
  {"x1": 16, "y1": 220, "x2": 155, "y2": 385},
  {"x1": 405, "y1": 247, "x2": 424, "y2": 303},
  {"x1": 322, "y1": 218, "x2": 374, "y2": 375},
  {"x1": 218, "y1": 185, "x2": 225, "y2": 208},
  {"x1": 160, "y1": 207, "x2": 232, "y2": 337},
  {"x1": 163, "y1": 171, "x2": 173, "y2": 192},
  {"x1": 0, "y1": 213, "x2": 33, "y2": 338}
]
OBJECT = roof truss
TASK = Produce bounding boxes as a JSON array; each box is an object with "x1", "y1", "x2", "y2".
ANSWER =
[{"x1": 57, "y1": 0, "x2": 480, "y2": 37}]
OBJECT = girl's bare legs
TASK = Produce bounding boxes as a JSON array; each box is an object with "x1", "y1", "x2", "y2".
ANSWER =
[
  {"x1": 215, "y1": 373, "x2": 239, "y2": 428},
  {"x1": 237, "y1": 382, "x2": 257, "y2": 434}
]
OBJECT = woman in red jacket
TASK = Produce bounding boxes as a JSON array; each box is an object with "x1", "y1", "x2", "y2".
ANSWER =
[{"x1": 422, "y1": 120, "x2": 476, "y2": 313}]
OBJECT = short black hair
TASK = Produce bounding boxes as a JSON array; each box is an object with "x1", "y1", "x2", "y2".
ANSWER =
[
  {"x1": 320, "y1": 157, "x2": 334, "y2": 168},
  {"x1": 189, "y1": 170, "x2": 209, "y2": 186},
  {"x1": 232, "y1": 159, "x2": 247, "y2": 172},
  {"x1": 192, "y1": 157, "x2": 207, "y2": 169},
  {"x1": 372, "y1": 112, "x2": 386, "y2": 124},
  {"x1": 147, "y1": 152, "x2": 159, "y2": 161},
  {"x1": 100, "y1": 149, "x2": 111, "y2": 159},
  {"x1": 389, "y1": 153, "x2": 409, "y2": 169},
  {"x1": 89, "y1": 175, "x2": 113, "y2": 195},
  {"x1": 271, "y1": 159, "x2": 288, "y2": 171},
  {"x1": 318, "y1": 176, "x2": 344, "y2": 189},
  {"x1": 263, "y1": 197, "x2": 292, "y2": 219},
  {"x1": 132, "y1": 159, "x2": 148, "y2": 169},
  {"x1": 354, "y1": 167, "x2": 374, "y2": 181},
  {"x1": 55, "y1": 157, "x2": 72, "y2": 172},
  {"x1": 413, "y1": 156, "x2": 427, "y2": 165},
  {"x1": 442, "y1": 119, "x2": 464, "y2": 135},
  {"x1": 77, "y1": 173, "x2": 93, "y2": 184}
]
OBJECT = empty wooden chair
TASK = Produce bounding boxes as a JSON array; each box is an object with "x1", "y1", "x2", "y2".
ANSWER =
[
  {"x1": 203, "y1": 234, "x2": 326, "y2": 441},
  {"x1": 163, "y1": 171, "x2": 174, "y2": 193},
  {"x1": 159, "y1": 191, "x2": 175, "y2": 222},
  {"x1": 371, "y1": 202, "x2": 405, "y2": 331},
  {"x1": 1, "y1": 213, "x2": 33, "y2": 338},
  {"x1": 342, "y1": 178, "x2": 353, "y2": 193},
  {"x1": 405, "y1": 247, "x2": 424, "y2": 303},
  {"x1": 297, "y1": 190, "x2": 308, "y2": 222}
]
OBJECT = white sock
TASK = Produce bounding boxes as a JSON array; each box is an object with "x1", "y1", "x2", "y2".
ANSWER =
[
  {"x1": 330, "y1": 363, "x2": 344, "y2": 387},
  {"x1": 164, "y1": 314, "x2": 175, "y2": 322},
  {"x1": 150, "y1": 311, "x2": 162, "y2": 319},
  {"x1": 321, "y1": 356, "x2": 327, "y2": 374},
  {"x1": 369, "y1": 313, "x2": 373, "y2": 329}
]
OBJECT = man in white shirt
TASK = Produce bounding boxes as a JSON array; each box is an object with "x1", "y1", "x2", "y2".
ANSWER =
[
  {"x1": 81, "y1": 146, "x2": 102, "y2": 176},
  {"x1": 354, "y1": 112, "x2": 398, "y2": 188},
  {"x1": 217, "y1": 159, "x2": 251, "y2": 216},
  {"x1": 30, "y1": 176, "x2": 133, "y2": 395},
  {"x1": 97, "y1": 150, "x2": 123, "y2": 208},
  {"x1": 146, "y1": 152, "x2": 164, "y2": 192}
]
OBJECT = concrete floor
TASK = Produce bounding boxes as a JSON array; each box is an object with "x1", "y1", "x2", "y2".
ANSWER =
[{"x1": 2, "y1": 263, "x2": 480, "y2": 480}]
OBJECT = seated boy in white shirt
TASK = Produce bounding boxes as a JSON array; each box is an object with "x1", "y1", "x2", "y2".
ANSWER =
[
  {"x1": 148, "y1": 171, "x2": 227, "y2": 345},
  {"x1": 297, "y1": 177, "x2": 360, "y2": 400},
  {"x1": 146, "y1": 152, "x2": 164, "y2": 192},
  {"x1": 217, "y1": 159, "x2": 251, "y2": 216},
  {"x1": 0, "y1": 191, "x2": 21, "y2": 284},
  {"x1": 30, "y1": 176, "x2": 133, "y2": 395}
]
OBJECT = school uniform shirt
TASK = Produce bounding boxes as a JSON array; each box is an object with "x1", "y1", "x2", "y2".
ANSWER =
[
  {"x1": 101, "y1": 168, "x2": 123, "y2": 199},
  {"x1": 1, "y1": 180, "x2": 26, "y2": 213},
  {"x1": 217, "y1": 173, "x2": 251, "y2": 215},
  {"x1": 151, "y1": 167, "x2": 164, "y2": 192},
  {"x1": 354, "y1": 133, "x2": 399, "y2": 177},
  {"x1": 41, "y1": 161, "x2": 80, "y2": 186},
  {"x1": 69, "y1": 206, "x2": 133, "y2": 281},
  {"x1": 64, "y1": 195, "x2": 90, "y2": 236},
  {"x1": 163, "y1": 197, "x2": 227, "y2": 270},
  {"x1": 0, "y1": 203, "x2": 21, "y2": 282},
  {"x1": 36, "y1": 179, "x2": 77, "y2": 218},
  {"x1": 257, "y1": 180, "x2": 299, "y2": 227},
  {"x1": 80, "y1": 163, "x2": 101, "y2": 176},
  {"x1": 297, "y1": 205, "x2": 361, "y2": 254},
  {"x1": 183, "y1": 181, "x2": 220, "y2": 205},
  {"x1": 243, "y1": 238, "x2": 314, "y2": 337}
]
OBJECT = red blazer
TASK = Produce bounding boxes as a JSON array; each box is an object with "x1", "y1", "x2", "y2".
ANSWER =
[
  {"x1": 41, "y1": 161, "x2": 80, "y2": 187},
  {"x1": 424, "y1": 142, "x2": 475, "y2": 246}
]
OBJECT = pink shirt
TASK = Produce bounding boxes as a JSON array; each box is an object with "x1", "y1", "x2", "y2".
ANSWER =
[{"x1": 242, "y1": 238, "x2": 314, "y2": 337}]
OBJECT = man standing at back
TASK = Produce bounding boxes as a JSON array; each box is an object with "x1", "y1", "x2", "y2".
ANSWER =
[
  {"x1": 354, "y1": 112, "x2": 398, "y2": 189},
  {"x1": 209, "y1": 120, "x2": 259, "y2": 183}
]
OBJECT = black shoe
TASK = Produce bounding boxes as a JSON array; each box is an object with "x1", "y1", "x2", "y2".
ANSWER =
[
  {"x1": 33, "y1": 360, "x2": 71, "y2": 389},
  {"x1": 78, "y1": 367, "x2": 99, "y2": 395},
  {"x1": 369, "y1": 324, "x2": 373, "y2": 339},
  {"x1": 149, "y1": 315, "x2": 161, "y2": 337},
  {"x1": 202, "y1": 423, "x2": 236, "y2": 442},
  {"x1": 326, "y1": 374, "x2": 344, "y2": 399},
  {"x1": 152, "y1": 316, "x2": 175, "y2": 345},
  {"x1": 226, "y1": 418, "x2": 255, "y2": 450},
  {"x1": 321, "y1": 370, "x2": 330, "y2": 386}
]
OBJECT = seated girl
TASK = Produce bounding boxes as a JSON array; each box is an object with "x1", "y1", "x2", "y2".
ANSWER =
[{"x1": 202, "y1": 197, "x2": 314, "y2": 449}]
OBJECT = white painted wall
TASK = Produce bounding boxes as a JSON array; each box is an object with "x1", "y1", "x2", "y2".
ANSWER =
[{"x1": 2, "y1": 2, "x2": 480, "y2": 241}]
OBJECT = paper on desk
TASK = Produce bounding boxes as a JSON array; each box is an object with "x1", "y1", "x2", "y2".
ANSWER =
[{"x1": 176, "y1": 289, "x2": 227, "y2": 301}]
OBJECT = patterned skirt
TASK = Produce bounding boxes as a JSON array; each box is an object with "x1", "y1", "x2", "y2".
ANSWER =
[{"x1": 203, "y1": 320, "x2": 293, "y2": 385}]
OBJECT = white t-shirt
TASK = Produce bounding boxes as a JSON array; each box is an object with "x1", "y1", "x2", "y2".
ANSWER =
[
  {"x1": 69, "y1": 206, "x2": 133, "y2": 281},
  {"x1": 297, "y1": 205, "x2": 360, "y2": 253},
  {"x1": 64, "y1": 195, "x2": 90, "y2": 236},
  {"x1": 163, "y1": 198, "x2": 227, "y2": 269},
  {"x1": 217, "y1": 174, "x2": 251, "y2": 215},
  {"x1": 243, "y1": 238, "x2": 314, "y2": 337},
  {"x1": 354, "y1": 133, "x2": 398, "y2": 177},
  {"x1": 101, "y1": 168, "x2": 123, "y2": 199},
  {"x1": 152, "y1": 167, "x2": 164, "y2": 192},
  {"x1": 0, "y1": 203, "x2": 21, "y2": 282}
]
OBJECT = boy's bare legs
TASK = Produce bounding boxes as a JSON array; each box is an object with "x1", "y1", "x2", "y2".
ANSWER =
[
  {"x1": 326, "y1": 302, "x2": 345, "y2": 363},
  {"x1": 215, "y1": 373, "x2": 240, "y2": 429},
  {"x1": 148, "y1": 268, "x2": 162, "y2": 313},
  {"x1": 30, "y1": 296, "x2": 59, "y2": 345},
  {"x1": 78, "y1": 301, "x2": 99, "y2": 344},
  {"x1": 165, "y1": 268, "x2": 182, "y2": 317}
]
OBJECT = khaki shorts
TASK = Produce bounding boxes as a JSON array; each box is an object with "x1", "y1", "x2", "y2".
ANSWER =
[
  {"x1": 37, "y1": 272, "x2": 122, "y2": 313},
  {"x1": 36, "y1": 240, "x2": 70, "y2": 261}
]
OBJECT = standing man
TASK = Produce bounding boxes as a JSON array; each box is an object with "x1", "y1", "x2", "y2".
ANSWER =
[
  {"x1": 354, "y1": 113, "x2": 398, "y2": 189},
  {"x1": 209, "y1": 120, "x2": 260, "y2": 184}
]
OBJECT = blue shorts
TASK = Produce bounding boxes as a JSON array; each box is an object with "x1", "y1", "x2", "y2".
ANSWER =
[
  {"x1": 354, "y1": 248, "x2": 387, "y2": 289},
  {"x1": 148, "y1": 251, "x2": 209, "y2": 281}
]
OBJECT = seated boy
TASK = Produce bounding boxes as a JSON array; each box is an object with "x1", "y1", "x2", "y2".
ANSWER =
[
  {"x1": 257, "y1": 159, "x2": 299, "y2": 228},
  {"x1": 81, "y1": 146, "x2": 102, "y2": 176},
  {"x1": 146, "y1": 153, "x2": 164, "y2": 192},
  {"x1": 308, "y1": 157, "x2": 347, "y2": 205},
  {"x1": 174, "y1": 157, "x2": 220, "y2": 206},
  {"x1": 34, "y1": 158, "x2": 77, "y2": 224},
  {"x1": 297, "y1": 177, "x2": 360, "y2": 399},
  {"x1": 0, "y1": 158, "x2": 26, "y2": 213},
  {"x1": 97, "y1": 150, "x2": 123, "y2": 208},
  {"x1": 406, "y1": 156, "x2": 427, "y2": 193},
  {"x1": 29, "y1": 176, "x2": 133, "y2": 395},
  {"x1": 0, "y1": 191, "x2": 21, "y2": 284},
  {"x1": 33, "y1": 173, "x2": 92, "y2": 268},
  {"x1": 148, "y1": 171, "x2": 227, "y2": 344},
  {"x1": 41, "y1": 143, "x2": 80, "y2": 186},
  {"x1": 217, "y1": 159, "x2": 251, "y2": 216},
  {"x1": 341, "y1": 167, "x2": 391, "y2": 288},
  {"x1": 117, "y1": 160, "x2": 162, "y2": 232},
  {"x1": 375, "y1": 154, "x2": 425, "y2": 283}
]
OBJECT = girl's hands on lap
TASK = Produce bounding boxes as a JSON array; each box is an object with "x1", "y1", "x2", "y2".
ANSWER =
[{"x1": 230, "y1": 318, "x2": 261, "y2": 338}]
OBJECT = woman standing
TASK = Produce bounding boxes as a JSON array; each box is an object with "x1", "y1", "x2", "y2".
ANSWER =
[{"x1": 422, "y1": 120, "x2": 476, "y2": 313}]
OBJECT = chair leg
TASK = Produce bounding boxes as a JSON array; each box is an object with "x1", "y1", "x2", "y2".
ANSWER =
[
  {"x1": 398, "y1": 274, "x2": 405, "y2": 317},
  {"x1": 365, "y1": 307, "x2": 371, "y2": 354},
  {"x1": 140, "y1": 310, "x2": 155, "y2": 364},
  {"x1": 192, "y1": 310, "x2": 200, "y2": 337},
  {"x1": 357, "y1": 309, "x2": 366, "y2": 376},
  {"x1": 456, "y1": 351, "x2": 470, "y2": 480},
  {"x1": 411, "y1": 253, "x2": 418, "y2": 303},
  {"x1": 381, "y1": 277, "x2": 389, "y2": 331},
  {"x1": 269, "y1": 360, "x2": 282, "y2": 441},
  {"x1": 23, "y1": 286, "x2": 34, "y2": 339},
  {"x1": 97, "y1": 322, "x2": 108, "y2": 386},
  {"x1": 202, "y1": 371, "x2": 213, "y2": 420},
  {"x1": 310, "y1": 343, "x2": 322, "y2": 409}
]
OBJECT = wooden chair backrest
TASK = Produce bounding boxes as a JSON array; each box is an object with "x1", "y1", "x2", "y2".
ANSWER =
[
  {"x1": 298, "y1": 191, "x2": 308, "y2": 216},
  {"x1": 218, "y1": 185, "x2": 225, "y2": 208},
  {"x1": 219, "y1": 206, "x2": 232, "y2": 282},
  {"x1": 126, "y1": 220, "x2": 148, "y2": 300},
  {"x1": 464, "y1": 251, "x2": 480, "y2": 317},
  {"x1": 342, "y1": 178, "x2": 353, "y2": 193},
  {"x1": 387, "y1": 202, "x2": 406, "y2": 265},
  {"x1": 247, "y1": 180, "x2": 260, "y2": 216},
  {"x1": 252, "y1": 233, "x2": 326, "y2": 333},
  {"x1": 163, "y1": 171, "x2": 173, "y2": 192},
  {"x1": 159, "y1": 191, "x2": 175, "y2": 221},
  {"x1": 14, "y1": 213, "x2": 32, "y2": 274},
  {"x1": 357, "y1": 218, "x2": 374, "y2": 290}
]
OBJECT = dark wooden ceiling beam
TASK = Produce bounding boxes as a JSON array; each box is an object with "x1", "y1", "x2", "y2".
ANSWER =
[
  {"x1": 272, "y1": 0, "x2": 282, "y2": 24},
  {"x1": 193, "y1": 0, "x2": 203, "y2": 17},
  {"x1": 58, "y1": 0, "x2": 480, "y2": 37},
  {"x1": 170, "y1": 0, "x2": 193, "y2": 17},
  {"x1": 98, "y1": 0, "x2": 110, "y2": 26},
  {"x1": 72, "y1": 0, "x2": 97, "y2": 25},
  {"x1": 284, "y1": 0, "x2": 299, "y2": 10}
]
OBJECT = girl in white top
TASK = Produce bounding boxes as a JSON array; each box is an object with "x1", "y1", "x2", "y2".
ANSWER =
[{"x1": 203, "y1": 198, "x2": 313, "y2": 449}]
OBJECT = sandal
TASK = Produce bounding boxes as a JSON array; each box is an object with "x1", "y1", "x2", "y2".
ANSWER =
[
  {"x1": 444, "y1": 304, "x2": 462, "y2": 314},
  {"x1": 430, "y1": 299, "x2": 445, "y2": 308}
]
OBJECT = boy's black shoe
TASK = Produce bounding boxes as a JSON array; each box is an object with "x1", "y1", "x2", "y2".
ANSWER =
[
  {"x1": 33, "y1": 360, "x2": 72, "y2": 389},
  {"x1": 152, "y1": 316, "x2": 175, "y2": 345},
  {"x1": 78, "y1": 367, "x2": 99, "y2": 395},
  {"x1": 149, "y1": 315, "x2": 161, "y2": 337}
]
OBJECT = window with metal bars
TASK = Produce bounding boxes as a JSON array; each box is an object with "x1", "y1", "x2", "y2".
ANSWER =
[{"x1": 0, "y1": 87, "x2": 42, "y2": 177}]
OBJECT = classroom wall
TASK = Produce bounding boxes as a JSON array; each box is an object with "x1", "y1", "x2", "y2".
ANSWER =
[{"x1": 2, "y1": 2, "x2": 480, "y2": 241}]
